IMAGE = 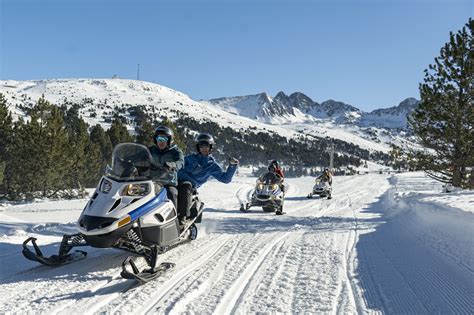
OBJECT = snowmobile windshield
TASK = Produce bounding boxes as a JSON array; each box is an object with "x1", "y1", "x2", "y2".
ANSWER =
[
  {"x1": 107, "y1": 143, "x2": 153, "y2": 182},
  {"x1": 259, "y1": 172, "x2": 282, "y2": 185}
]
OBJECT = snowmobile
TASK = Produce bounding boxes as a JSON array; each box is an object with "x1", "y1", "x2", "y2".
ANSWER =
[
  {"x1": 307, "y1": 178, "x2": 332, "y2": 199},
  {"x1": 22, "y1": 143, "x2": 204, "y2": 283},
  {"x1": 240, "y1": 171, "x2": 285, "y2": 215}
]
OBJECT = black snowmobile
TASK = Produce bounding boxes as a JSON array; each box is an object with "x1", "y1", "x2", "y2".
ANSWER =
[{"x1": 22, "y1": 143, "x2": 204, "y2": 283}]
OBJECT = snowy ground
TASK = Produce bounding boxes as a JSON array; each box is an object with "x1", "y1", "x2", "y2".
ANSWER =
[{"x1": 0, "y1": 172, "x2": 473, "y2": 314}]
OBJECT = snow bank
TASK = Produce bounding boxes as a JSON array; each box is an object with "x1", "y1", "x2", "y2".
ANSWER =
[{"x1": 385, "y1": 172, "x2": 474, "y2": 271}]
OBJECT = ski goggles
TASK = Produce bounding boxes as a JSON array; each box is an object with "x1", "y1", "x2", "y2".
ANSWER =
[
  {"x1": 155, "y1": 135, "x2": 169, "y2": 142},
  {"x1": 197, "y1": 141, "x2": 210, "y2": 148}
]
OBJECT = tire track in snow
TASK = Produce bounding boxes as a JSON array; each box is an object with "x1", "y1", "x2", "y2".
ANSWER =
[
  {"x1": 333, "y1": 230, "x2": 358, "y2": 314},
  {"x1": 213, "y1": 232, "x2": 291, "y2": 315},
  {"x1": 234, "y1": 232, "x2": 303, "y2": 313},
  {"x1": 0, "y1": 249, "x2": 128, "y2": 314},
  {"x1": 162, "y1": 236, "x2": 244, "y2": 314},
  {"x1": 158, "y1": 233, "x2": 285, "y2": 313},
  {"x1": 98, "y1": 234, "x2": 229, "y2": 314},
  {"x1": 136, "y1": 236, "x2": 230, "y2": 314}
]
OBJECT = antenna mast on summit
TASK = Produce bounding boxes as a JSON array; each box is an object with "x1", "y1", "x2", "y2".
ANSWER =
[{"x1": 137, "y1": 64, "x2": 140, "y2": 80}]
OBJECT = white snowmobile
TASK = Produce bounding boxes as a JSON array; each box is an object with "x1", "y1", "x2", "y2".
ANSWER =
[
  {"x1": 240, "y1": 171, "x2": 285, "y2": 215},
  {"x1": 22, "y1": 143, "x2": 204, "y2": 283},
  {"x1": 307, "y1": 178, "x2": 332, "y2": 199}
]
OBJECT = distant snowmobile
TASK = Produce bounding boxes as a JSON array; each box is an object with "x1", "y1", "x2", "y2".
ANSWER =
[
  {"x1": 240, "y1": 171, "x2": 285, "y2": 215},
  {"x1": 22, "y1": 143, "x2": 204, "y2": 283},
  {"x1": 307, "y1": 178, "x2": 332, "y2": 199}
]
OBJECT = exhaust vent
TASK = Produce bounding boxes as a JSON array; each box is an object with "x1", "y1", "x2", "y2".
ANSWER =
[{"x1": 108, "y1": 198, "x2": 122, "y2": 213}]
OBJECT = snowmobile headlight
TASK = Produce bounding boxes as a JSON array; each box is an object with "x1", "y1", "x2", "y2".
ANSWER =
[
  {"x1": 101, "y1": 179, "x2": 113, "y2": 193},
  {"x1": 257, "y1": 183, "x2": 264, "y2": 190},
  {"x1": 121, "y1": 183, "x2": 150, "y2": 196},
  {"x1": 271, "y1": 184, "x2": 279, "y2": 190}
]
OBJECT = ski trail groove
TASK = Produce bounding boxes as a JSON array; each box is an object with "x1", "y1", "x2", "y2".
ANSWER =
[
  {"x1": 102, "y1": 235, "x2": 229, "y2": 314},
  {"x1": 213, "y1": 232, "x2": 290, "y2": 315},
  {"x1": 164, "y1": 237, "x2": 245, "y2": 313},
  {"x1": 138, "y1": 236, "x2": 230, "y2": 314}
]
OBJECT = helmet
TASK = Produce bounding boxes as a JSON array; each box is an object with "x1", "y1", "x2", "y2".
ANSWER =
[
  {"x1": 195, "y1": 133, "x2": 214, "y2": 152},
  {"x1": 271, "y1": 160, "x2": 279, "y2": 167},
  {"x1": 153, "y1": 126, "x2": 173, "y2": 145},
  {"x1": 268, "y1": 164, "x2": 276, "y2": 172}
]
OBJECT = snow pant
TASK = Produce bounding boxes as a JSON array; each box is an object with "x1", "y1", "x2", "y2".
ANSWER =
[
  {"x1": 165, "y1": 185, "x2": 178, "y2": 210},
  {"x1": 177, "y1": 181, "x2": 194, "y2": 219}
]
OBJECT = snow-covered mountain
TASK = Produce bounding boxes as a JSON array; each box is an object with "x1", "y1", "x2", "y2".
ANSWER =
[
  {"x1": 0, "y1": 79, "x2": 415, "y2": 154},
  {"x1": 359, "y1": 97, "x2": 419, "y2": 129},
  {"x1": 208, "y1": 91, "x2": 418, "y2": 129},
  {"x1": 0, "y1": 79, "x2": 298, "y2": 139}
]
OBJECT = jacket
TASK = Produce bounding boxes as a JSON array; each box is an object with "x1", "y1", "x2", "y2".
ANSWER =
[
  {"x1": 275, "y1": 167, "x2": 284, "y2": 178},
  {"x1": 317, "y1": 172, "x2": 333, "y2": 185},
  {"x1": 149, "y1": 144, "x2": 184, "y2": 186},
  {"x1": 178, "y1": 153, "x2": 237, "y2": 188}
]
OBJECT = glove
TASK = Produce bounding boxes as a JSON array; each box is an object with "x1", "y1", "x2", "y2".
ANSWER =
[
  {"x1": 229, "y1": 157, "x2": 239, "y2": 165},
  {"x1": 164, "y1": 162, "x2": 177, "y2": 171}
]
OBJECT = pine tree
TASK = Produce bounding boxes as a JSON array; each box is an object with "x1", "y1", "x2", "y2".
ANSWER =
[
  {"x1": 5, "y1": 97, "x2": 72, "y2": 199},
  {"x1": 63, "y1": 105, "x2": 89, "y2": 192},
  {"x1": 0, "y1": 94, "x2": 13, "y2": 195},
  {"x1": 408, "y1": 19, "x2": 473, "y2": 188},
  {"x1": 90, "y1": 124, "x2": 113, "y2": 175},
  {"x1": 83, "y1": 140, "x2": 103, "y2": 187},
  {"x1": 107, "y1": 117, "x2": 133, "y2": 147},
  {"x1": 135, "y1": 117, "x2": 155, "y2": 147}
]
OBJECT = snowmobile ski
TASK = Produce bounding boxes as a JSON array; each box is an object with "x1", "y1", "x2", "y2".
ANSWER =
[
  {"x1": 22, "y1": 237, "x2": 87, "y2": 267},
  {"x1": 121, "y1": 257, "x2": 175, "y2": 283},
  {"x1": 239, "y1": 203, "x2": 251, "y2": 212}
]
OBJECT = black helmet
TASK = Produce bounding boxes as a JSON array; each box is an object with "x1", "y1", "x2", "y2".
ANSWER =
[
  {"x1": 268, "y1": 164, "x2": 276, "y2": 172},
  {"x1": 271, "y1": 160, "x2": 279, "y2": 167},
  {"x1": 153, "y1": 126, "x2": 173, "y2": 145},
  {"x1": 195, "y1": 133, "x2": 214, "y2": 152}
]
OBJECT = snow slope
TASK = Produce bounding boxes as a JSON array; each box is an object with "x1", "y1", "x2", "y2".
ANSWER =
[
  {"x1": 1, "y1": 79, "x2": 404, "y2": 153},
  {"x1": 0, "y1": 79, "x2": 298, "y2": 141},
  {"x1": 0, "y1": 172, "x2": 472, "y2": 313}
]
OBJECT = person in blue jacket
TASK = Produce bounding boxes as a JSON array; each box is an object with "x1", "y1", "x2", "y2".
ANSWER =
[{"x1": 177, "y1": 133, "x2": 239, "y2": 223}]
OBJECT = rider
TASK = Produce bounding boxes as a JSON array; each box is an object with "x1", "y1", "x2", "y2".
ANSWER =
[
  {"x1": 177, "y1": 133, "x2": 239, "y2": 224},
  {"x1": 317, "y1": 168, "x2": 333, "y2": 186},
  {"x1": 268, "y1": 160, "x2": 285, "y2": 193},
  {"x1": 149, "y1": 126, "x2": 184, "y2": 209},
  {"x1": 269, "y1": 160, "x2": 284, "y2": 178}
]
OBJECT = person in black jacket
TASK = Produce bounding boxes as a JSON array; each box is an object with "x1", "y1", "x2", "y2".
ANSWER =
[{"x1": 149, "y1": 126, "x2": 184, "y2": 209}]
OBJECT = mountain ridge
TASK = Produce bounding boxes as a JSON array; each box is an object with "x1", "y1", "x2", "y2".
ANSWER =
[
  {"x1": 208, "y1": 91, "x2": 419, "y2": 129},
  {"x1": 0, "y1": 78, "x2": 412, "y2": 154}
]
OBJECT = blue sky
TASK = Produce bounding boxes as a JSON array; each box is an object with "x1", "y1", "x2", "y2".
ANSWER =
[{"x1": 0, "y1": 0, "x2": 471, "y2": 111}]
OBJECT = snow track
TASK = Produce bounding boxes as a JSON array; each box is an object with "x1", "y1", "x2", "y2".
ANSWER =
[{"x1": 1, "y1": 173, "x2": 473, "y2": 314}]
